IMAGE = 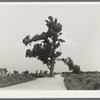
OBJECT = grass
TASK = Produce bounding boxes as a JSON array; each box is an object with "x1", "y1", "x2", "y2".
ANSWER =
[
  {"x1": 0, "y1": 74, "x2": 37, "y2": 88},
  {"x1": 0, "y1": 72, "x2": 53, "y2": 88},
  {"x1": 62, "y1": 72, "x2": 100, "y2": 90}
]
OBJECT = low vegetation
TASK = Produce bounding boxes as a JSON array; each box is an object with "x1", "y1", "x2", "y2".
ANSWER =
[
  {"x1": 62, "y1": 72, "x2": 100, "y2": 90},
  {"x1": 34, "y1": 70, "x2": 50, "y2": 78},
  {"x1": 0, "y1": 74, "x2": 36, "y2": 88},
  {"x1": 0, "y1": 69, "x2": 50, "y2": 88}
]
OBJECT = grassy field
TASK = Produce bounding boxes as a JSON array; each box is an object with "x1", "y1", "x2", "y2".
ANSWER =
[
  {"x1": 0, "y1": 74, "x2": 37, "y2": 88},
  {"x1": 62, "y1": 72, "x2": 100, "y2": 90},
  {"x1": 0, "y1": 71, "x2": 53, "y2": 88}
]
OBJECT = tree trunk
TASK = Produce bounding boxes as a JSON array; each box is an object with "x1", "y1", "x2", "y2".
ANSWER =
[
  {"x1": 49, "y1": 58, "x2": 55, "y2": 77},
  {"x1": 50, "y1": 65, "x2": 54, "y2": 77}
]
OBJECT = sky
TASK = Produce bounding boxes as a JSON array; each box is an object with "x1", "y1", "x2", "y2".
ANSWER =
[{"x1": 0, "y1": 3, "x2": 100, "y2": 73}]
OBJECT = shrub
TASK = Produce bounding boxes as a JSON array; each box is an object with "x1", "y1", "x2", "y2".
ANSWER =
[
  {"x1": 63, "y1": 73, "x2": 100, "y2": 90},
  {"x1": 13, "y1": 70, "x2": 19, "y2": 75},
  {"x1": 22, "y1": 70, "x2": 29, "y2": 75},
  {"x1": 44, "y1": 71, "x2": 48, "y2": 74}
]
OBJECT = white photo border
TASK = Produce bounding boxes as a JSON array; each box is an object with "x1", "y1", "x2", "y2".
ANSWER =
[{"x1": 0, "y1": 2, "x2": 100, "y2": 98}]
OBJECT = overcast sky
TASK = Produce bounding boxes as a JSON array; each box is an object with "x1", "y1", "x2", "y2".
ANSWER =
[{"x1": 0, "y1": 3, "x2": 100, "y2": 73}]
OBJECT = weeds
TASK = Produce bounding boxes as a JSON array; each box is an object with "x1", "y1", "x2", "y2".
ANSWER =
[
  {"x1": 62, "y1": 73, "x2": 100, "y2": 90},
  {"x1": 0, "y1": 74, "x2": 36, "y2": 88}
]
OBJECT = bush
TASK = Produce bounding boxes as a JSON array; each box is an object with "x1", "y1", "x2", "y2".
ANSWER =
[
  {"x1": 63, "y1": 73, "x2": 100, "y2": 90},
  {"x1": 13, "y1": 70, "x2": 19, "y2": 75},
  {"x1": 44, "y1": 71, "x2": 48, "y2": 74},
  {"x1": 22, "y1": 70, "x2": 29, "y2": 75}
]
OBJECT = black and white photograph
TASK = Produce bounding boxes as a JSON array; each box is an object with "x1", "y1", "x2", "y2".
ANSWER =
[{"x1": 0, "y1": 2, "x2": 100, "y2": 95}]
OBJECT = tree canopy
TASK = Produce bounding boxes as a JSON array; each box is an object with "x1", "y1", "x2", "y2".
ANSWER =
[
  {"x1": 57, "y1": 57, "x2": 81, "y2": 74},
  {"x1": 23, "y1": 16, "x2": 81, "y2": 75},
  {"x1": 23, "y1": 16, "x2": 65, "y2": 76}
]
